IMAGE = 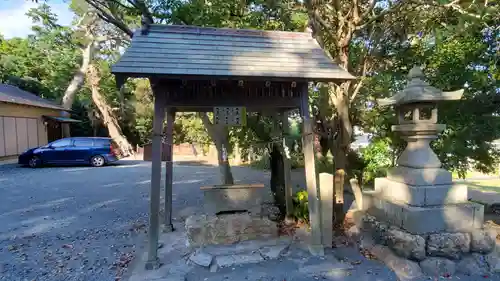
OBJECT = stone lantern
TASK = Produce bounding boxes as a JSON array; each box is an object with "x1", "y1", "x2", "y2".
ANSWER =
[
  {"x1": 378, "y1": 66, "x2": 464, "y2": 169},
  {"x1": 359, "y1": 66, "x2": 495, "y2": 275}
]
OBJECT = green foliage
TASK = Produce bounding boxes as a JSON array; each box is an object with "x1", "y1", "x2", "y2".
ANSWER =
[
  {"x1": 3, "y1": 0, "x2": 498, "y2": 182},
  {"x1": 359, "y1": 138, "x2": 393, "y2": 186},
  {"x1": 0, "y1": 6, "x2": 79, "y2": 100},
  {"x1": 175, "y1": 113, "x2": 211, "y2": 147},
  {"x1": 292, "y1": 190, "x2": 309, "y2": 223}
]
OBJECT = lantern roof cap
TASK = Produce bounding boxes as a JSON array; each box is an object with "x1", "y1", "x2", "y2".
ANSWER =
[{"x1": 378, "y1": 66, "x2": 464, "y2": 107}]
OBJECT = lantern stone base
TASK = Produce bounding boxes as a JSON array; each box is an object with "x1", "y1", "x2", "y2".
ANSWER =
[
  {"x1": 362, "y1": 176, "x2": 483, "y2": 234},
  {"x1": 375, "y1": 177, "x2": 468, "y2": 207},
  {"x1": 386, "y1": 166, "x2": 453, "y2": 186},
  {"x1": 354, "y1": 213, "x2": 499, "y2": 277},
  {"x1": 355, "y1": 171, "x2": 500, "y2": 278}
]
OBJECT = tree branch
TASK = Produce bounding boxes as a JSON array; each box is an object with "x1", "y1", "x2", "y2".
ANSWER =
[
  {"x1": 356, "y1": 1, "x2": 406, "y2": 30},
  {"x1": 360, "y1": 0, "x2": 377, "y2": 21},
  {"x1": 443, "y1": 1, "x2": 483, "y2": 19},
  {"x1": 86, "y1": 0, "x2": 134, "y2": 37}
]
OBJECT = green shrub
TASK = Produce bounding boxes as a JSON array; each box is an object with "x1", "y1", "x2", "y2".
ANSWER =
[
  {"x1": 360, "y1": 138, "x2": 393, "y2": 186},
  {"x1": 292, "y1": 190, "x2": 309, "y2": 223}
]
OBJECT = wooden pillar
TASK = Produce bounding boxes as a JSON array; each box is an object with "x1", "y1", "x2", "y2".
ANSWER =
[
  {"x1": 299, "y1": 83, "x2": 324, "y2": 256},
  {"x1": 145, "y1": 92, "x2": 165, "y2": 270},
  {"x1": 281, "y1": 111, "x2": 293, "y2": 217},
  {"x1": 163, "y1": 109, "x2": 175, "y2": 233}
]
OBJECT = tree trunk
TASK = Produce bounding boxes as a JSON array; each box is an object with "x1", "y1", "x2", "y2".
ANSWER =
[
  {"x1": 87, "y1": 64, "x2": 134, "y2": 157},
  {"x1": 61, "y1": 42, "x2": 93, "y2": 137},
  {"x1": 215, "y1": 138, "x2": 234, "y2": 185},
  {"x1": 324, "y1": 83, "x2": 352, "y2": 171},
  {"x1": 198, "y1": 113, "x2": 234, "y2": 185}
]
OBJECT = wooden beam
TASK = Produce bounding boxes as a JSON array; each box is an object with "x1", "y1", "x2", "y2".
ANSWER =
[
  {"x1": 299, "y1": 82, "x2": 324, "y2": 256},
  {"x1": 160, "y1": 79, "x2": 302, "y2": 109},
  {"x1": 145, "y1": 91, "x2": 165, "y2": 270},
  {"x1": 281, "y1": 111, "x2": 293, "y2": 217},
  {"x1": 165, "y1": 106, "x2": 298, "y2": 113},
  {"x1": 163, "y1": 108, "x2": 175, "y2": 233}
]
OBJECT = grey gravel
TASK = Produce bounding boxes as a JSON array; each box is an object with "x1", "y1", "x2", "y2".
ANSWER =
[{"x1": 0, "y1": 160, "x2": 288, "y2": 281}]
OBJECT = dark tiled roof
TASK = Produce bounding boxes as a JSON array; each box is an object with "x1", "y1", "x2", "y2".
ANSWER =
[
  {"x1": 112, "y1": 25, "x2": 355, "y2": 81},
  {"x1": 0, "y1": 84, "x2": 65, "y2": 111}
]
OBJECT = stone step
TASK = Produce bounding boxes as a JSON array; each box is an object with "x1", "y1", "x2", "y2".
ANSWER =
[
  {"x1": 188, "y1": 237, "x2": 293, "y2": 271},
  {"x1": 185, "y1": 253, "x2": 356, "y2": 281},
  {"x1": 202, "y1": 237, "x2": 292, "y2": 256}
]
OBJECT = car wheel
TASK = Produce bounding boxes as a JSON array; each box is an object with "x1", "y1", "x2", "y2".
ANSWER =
[
  {"x1": 28, "y1": 156, "x2": 41, "y2": 168},
  {"x1": 90, "y1": 155, "x2": 106, "y2": 167}
]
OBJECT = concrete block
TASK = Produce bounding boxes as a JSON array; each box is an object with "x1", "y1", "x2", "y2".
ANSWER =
[
  {"x1": 370, "y1": 196, "x2": 405, "y2": 228},
  {"x1": 259, "y1": 243, "x2": 290, "y2": 259},
  {"x1": 214, "y1": 253, "x2": 264, "y2": 268},
  {"x1": 376, "y1": 177, "x2": 425, "y2": 206},
  {"x1": 375, "y1": 178, "x2": 468, "y2": 207},
  {"x1": 319, "y1": 173, "x2": 334, "y2": 248},
  {"x1": 203, "y1": 237, "x2": 291, "y2": 256},
  {"x1": 387, "y1": 166, "x2": 452, "y2": 186},
  {"x1": 202, "y1": 184, "x2": 264, "y2": 215},
  {"x1": 424, "y1": 183, "x2": 468, "y2": 206},
  {"x1": 360, "y1": 190, "x2": 377, "y2": 211},
  {"x1": 367, "y1": 197, "x2": 484, "y2": 234},
  {"x1": 189, "y1": 250, "x2": 213, "y2": 267}
]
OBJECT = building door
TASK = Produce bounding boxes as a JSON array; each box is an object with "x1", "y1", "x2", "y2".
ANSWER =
[
  {"x1": 47, "y1": 121, "x2": 62, "y2": 142},
  {"x1": 0, "y1": 116, "x2": 40, "y2": 157}
]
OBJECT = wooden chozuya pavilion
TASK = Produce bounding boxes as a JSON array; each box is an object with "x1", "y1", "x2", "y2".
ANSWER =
[{"x1": 112, "y1": 23, "x2": 355, "y2": 269}]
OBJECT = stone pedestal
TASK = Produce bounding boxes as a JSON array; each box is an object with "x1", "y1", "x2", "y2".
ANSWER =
[
  {"x1": 365, "y1": 170, "x2": 484, "y2": 234},
  {"x1": 201, "y1": 184, "x2": 265, "y2": 215},
  {"x1": 187, "y1": 184, "x2": 280, "y2": 248},
  {"x1": 185, "y1": 213, "x2": 279, "y2": 247},
  {"x1": 360, "y1": 162, "x2": 489, "y2": 253},
  {"x1": 358, "y1": 163, "x2": 495, "y2": 276}
]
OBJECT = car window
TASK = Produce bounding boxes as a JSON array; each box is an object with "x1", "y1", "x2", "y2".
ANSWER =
[
  {"x1": 93, "y1": 139, "x2": 110, "y2": 147},
  {"x1": 74, "y1": 139, "x2": 94, "y2": 147},
  {"x1": 50, "y1": 139, "x2": 72, "y2": 148}
]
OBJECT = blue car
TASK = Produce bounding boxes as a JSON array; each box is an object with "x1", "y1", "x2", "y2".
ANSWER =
[{"x1": 18, "y1": 137, "x2": 120, "y2": 168}]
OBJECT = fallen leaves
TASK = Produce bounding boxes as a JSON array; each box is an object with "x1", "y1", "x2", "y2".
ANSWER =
[
  {"x1": 113, "y1": 252, "x2": 135, "y2": 279},
  {"x1": 278, "y1": 219, "x2": 299, "y2": 236},
  {"x1": 129, "y1": 222, "x2": 146, "y2": 232},
  {"x1": 359, "y1": 248, "x2": 377, "y2": 260},
  {"x1": 7, "y1": 245, "x2": 18, "y2": 252}
]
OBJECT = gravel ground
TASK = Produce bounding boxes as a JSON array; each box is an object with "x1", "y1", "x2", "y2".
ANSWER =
[{"x1": 0, "y1": 160, "x2": 286, "y2": 281}]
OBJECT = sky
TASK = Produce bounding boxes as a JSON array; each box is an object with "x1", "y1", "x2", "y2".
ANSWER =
[{"x1": 0, "y1": 0, "x2": 74, "y2": 39}]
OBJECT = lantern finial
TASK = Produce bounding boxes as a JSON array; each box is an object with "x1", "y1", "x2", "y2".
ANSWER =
[{"x1": 408, "y1": 66, "x2": 424, "y2": 79}]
